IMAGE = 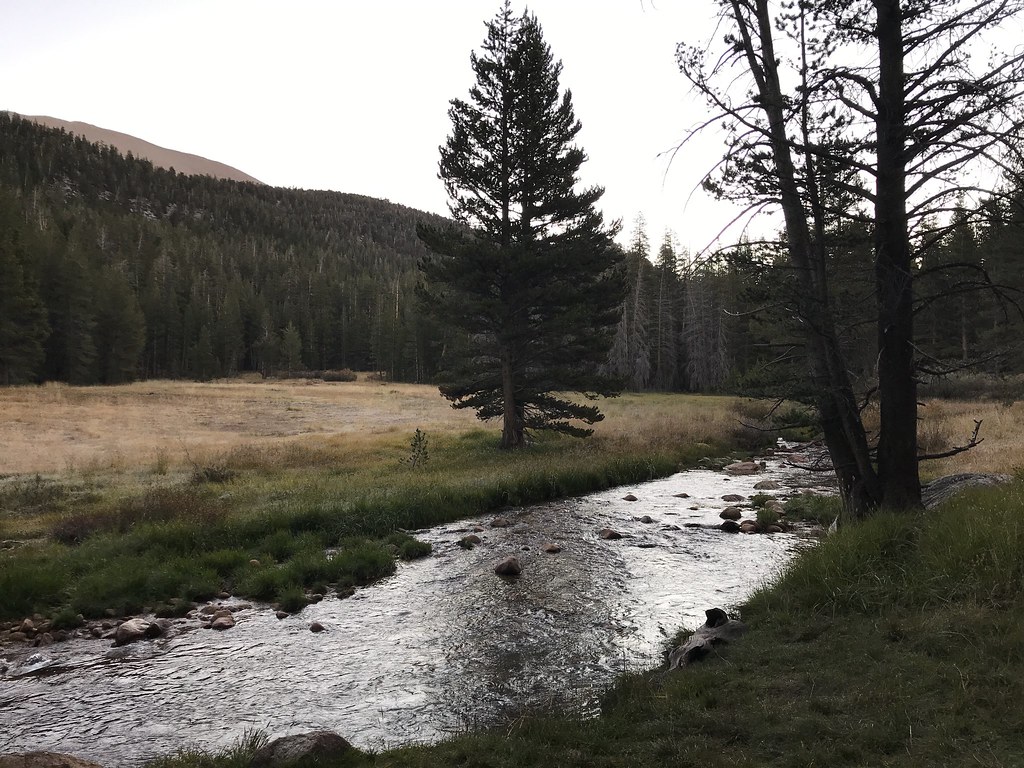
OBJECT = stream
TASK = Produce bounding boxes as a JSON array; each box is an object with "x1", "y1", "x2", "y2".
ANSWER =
[{"x1": 0, "y1": 448, "x2": 833, "y2": 765}]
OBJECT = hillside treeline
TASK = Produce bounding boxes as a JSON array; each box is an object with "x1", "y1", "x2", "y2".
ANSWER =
[
  {"x1": 610, "y1": 199, "x2": 1024, "y2": 399},
  {"x1": 0, "y1": 113, "x2": 450, "y2": 385},
  {"x1": 0, "y1": 112, "x2": 1021, "y2": 391}
]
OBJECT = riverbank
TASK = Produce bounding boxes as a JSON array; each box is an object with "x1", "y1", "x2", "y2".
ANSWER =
[
  {"x1": 141, "y1": 475, "x2": 1024, "y2": 768},
  {"x1": 0, "y1": 386, "x2": 765, "y2": 626},
  {"x1": 4, "y1": 383, "x2": 1022, "y2": 765}
]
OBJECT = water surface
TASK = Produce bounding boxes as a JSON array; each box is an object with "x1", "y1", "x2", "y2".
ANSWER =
[{"x1": 0, "y1": 454, "x2": 832, "y2": 764}]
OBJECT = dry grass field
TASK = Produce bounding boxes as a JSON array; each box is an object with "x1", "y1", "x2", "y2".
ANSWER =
[
  {"x1": 0, "y1": 378, "x2": 754, "y2": 478},
  {"x1": 0, "y1": 377, "x2": 481, "y2": 476},
  {"x1": 0, "y1": 375, "x2": 1018, "y2": 478}
]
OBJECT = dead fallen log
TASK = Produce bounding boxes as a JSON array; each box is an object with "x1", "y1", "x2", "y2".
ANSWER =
[{"x1": 668, "y1": 608, "x2": 746, "y2": 669}]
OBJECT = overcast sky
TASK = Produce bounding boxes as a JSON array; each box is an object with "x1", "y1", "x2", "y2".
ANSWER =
[{"x1": 1, "y1": 1, "x2": 747, "y2": 254}]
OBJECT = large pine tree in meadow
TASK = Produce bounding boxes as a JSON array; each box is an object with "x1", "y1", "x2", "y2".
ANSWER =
[{"x1": 417, "y1": 2, "x2": 624, "y2": 449}]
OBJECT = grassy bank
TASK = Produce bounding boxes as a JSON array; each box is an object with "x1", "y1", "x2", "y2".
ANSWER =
[
  {"x1": 150, "y1": 477, "x2": 1024, "y2": 768},
  {"x1": 0, "y1": 388, "x2": 762, "y2": 622}
]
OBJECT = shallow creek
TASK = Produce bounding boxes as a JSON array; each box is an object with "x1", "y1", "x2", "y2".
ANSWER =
[{"x1": 1, "y1": 450, "x2": 833, "y2": 765}]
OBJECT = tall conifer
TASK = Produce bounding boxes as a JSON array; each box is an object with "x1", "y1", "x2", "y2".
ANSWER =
[{"x1": 418, "y1": 3, "x2": 623, "y2": 448}]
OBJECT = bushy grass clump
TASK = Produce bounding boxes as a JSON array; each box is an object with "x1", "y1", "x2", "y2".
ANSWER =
[
  {"x1": 749, "y1": 481, "x2": 1024, "y2": 618},
  {"x1": 783, "y1": 492, "x2": 840, "y2": 524}
]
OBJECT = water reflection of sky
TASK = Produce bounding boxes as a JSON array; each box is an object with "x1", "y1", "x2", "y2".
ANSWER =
[{"x1": 0, "y1": 457, "x2": 832, "y2": 765}]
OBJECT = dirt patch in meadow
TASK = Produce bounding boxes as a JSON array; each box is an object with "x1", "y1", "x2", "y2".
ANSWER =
[{"x1": 0, "y1": 378, "x2": 477, "y2": 475}]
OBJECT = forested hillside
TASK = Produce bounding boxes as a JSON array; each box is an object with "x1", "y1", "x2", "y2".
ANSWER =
[
  {"x1": 0, "y1": 112, "x2": 450, "y2": 385},
  {"x1": 0, "y1": 111, "x2": 1020, "y2": 392}
]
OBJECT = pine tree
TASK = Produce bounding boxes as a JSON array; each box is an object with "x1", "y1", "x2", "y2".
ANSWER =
[
  {"x1": 418, "y1": 3, "x2": 623, "y2": 448},
  {"x1": 652, "y1": 231, "x2": 681, "y2": 390},
  {"x1": 0, "y1": 192, "x2": 49, "y2": 384},
  {"x1": 94, "y1": 267, "x2": 145, "y2": 383},
  {"x1": 280, "y1": 321, "x2": 303, "y2": 373}
]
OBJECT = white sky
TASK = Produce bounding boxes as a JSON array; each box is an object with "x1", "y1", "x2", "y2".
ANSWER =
[{"x1": 0, "y1": 1, "x2": 749, "y2": 254}]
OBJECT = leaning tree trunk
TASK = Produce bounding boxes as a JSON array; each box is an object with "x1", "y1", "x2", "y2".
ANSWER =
[{"x1": 738, "y1": 0, "x2": 882, "y2": 516}]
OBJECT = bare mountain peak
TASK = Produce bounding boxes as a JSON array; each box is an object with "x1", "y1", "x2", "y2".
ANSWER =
[{"x1": 20, "y1": 114, "x2": 263, "y2": 185}]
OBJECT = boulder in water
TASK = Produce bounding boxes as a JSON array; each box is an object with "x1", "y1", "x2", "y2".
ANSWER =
[
  {"x1": 494, "y1": 556, "x2": 523, "y2": 576},
  {"x1": 719, "y1": 507, "x2": 742, "y2": 521},
  {"x1": 724, "y1": 461, "x2": 763, "y2": 475},
  {"x1": 113, "y1": 618, "x2": 158, "y2": 647},
  {"x1": 598, "y1": 528, "x2": 623, "y2": 540}
]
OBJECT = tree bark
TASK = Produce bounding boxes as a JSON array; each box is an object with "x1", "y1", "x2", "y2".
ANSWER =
[
  {"x1": 500, "y1": 347, "x2": 523, "y2": 448},
  {"x1": 738, "y1": 0, "x2": 881, "y2": 515},
  {"x1": 873, "y1": 0, "x2": 921, "y2": 509}
]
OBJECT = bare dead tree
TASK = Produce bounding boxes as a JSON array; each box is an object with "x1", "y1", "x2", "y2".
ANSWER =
[{"x1": 678, "y1": 0, "x2": 1024, "y2": 515}]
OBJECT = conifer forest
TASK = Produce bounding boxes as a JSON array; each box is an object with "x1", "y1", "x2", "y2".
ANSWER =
[{"x1": 0, "y1": 111, "x2": 1022, "y2": 395}]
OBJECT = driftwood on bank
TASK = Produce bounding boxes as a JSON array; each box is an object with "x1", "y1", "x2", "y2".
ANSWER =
[{"x1": 668, "y1": 608, "x2": 747, "y2": 669}]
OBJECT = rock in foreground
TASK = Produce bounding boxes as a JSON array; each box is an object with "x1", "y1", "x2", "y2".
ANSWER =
[
  {"x1": 251, "y1": 731, "x2": 352, "y2": 767},
  {"x1": 669, "y1": 608, "x2": 747, "y2": 668},
  {"x1": 494, "y1": 556, "x2": 523, "y2": 576},
  {"x1": 0, "y1": 753, "x2": 104, "y2": 768}
]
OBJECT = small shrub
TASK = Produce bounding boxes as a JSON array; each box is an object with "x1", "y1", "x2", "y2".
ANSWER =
[
  {"x1": 401, "y1": 428, "x2": 429, "y2": 468},
  {"x1": 152, "y1": 451, "x2": 170, "y2": 476},
  {"x1": 784, "y1": 494, "x2": 841, "y2": 524},
  {"x1": 919, "y1": 372, "x2": 1024, "y2": 401},
  {"x1": 387, "y1": 532, "x2": 432, "y2": 560},
  {"x1": 0, "y1": 554, "x2": 68, "y2": 617},
  {"x1": 200, "y1": 548, "x2": 250, "y2": 577},
  {"x1": 50, "y1": 605, "x2": 85, "y2": 630},
  {"x1": 0, "y1": 475, "x2": 68, "y2": 513},
  {"x1": 191, "y1": 465, "x2": 238, "y2": 484},
  {"x1": 329, "y1": 541, "x2": 396, "y2": 584},
  {"x1": 155, "y1": 600, "x2": 194, "y2": 618},
  {"x1": 52, "y1": 510, "x2": 117, "y2": 544},
  {"x1": 236, "y1": 565, "x2": 294, "y2": 602},
  {"x1": 756, "y1": 506, "x2": 780, "y2": 528},
  {"x1": 321, "y1": 368, "x2": 357, "y2": 382},
  {"x1": 276, "y1": 586, "x2": 309, "y2": 613},
  {"x1": 750, "y1": 493, "x2": 772, "y2": 508}
]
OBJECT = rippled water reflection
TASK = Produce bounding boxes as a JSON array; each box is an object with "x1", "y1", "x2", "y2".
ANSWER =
[{"x1": 1, "y1": 455, "x2": 833, "y2": 764}]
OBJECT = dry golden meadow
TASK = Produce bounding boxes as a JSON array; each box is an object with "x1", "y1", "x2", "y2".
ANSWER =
[{"x1": 0, "y1": 375, "x2": 1019, "y2": 479}]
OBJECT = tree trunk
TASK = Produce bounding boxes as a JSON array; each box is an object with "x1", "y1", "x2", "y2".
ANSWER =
[
  {"x1": 873, "y1": 0, "x2": 921, "y2": 510},
  {"x1": 500, "y1": 347, "x2": 523, "y2": 448},
  {"x1": 738, "y1": 0, "x2": 882, "y2": 516}
]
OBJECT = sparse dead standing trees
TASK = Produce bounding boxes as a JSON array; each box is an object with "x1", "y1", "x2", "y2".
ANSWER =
[{"x1": 680, "y1": 0, "x2": 1024, "y2": 515}]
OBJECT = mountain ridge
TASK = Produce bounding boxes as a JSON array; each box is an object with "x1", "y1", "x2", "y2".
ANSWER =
[{"x1": 16, "y1": 112, "x2": 264, "y2": 185}]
